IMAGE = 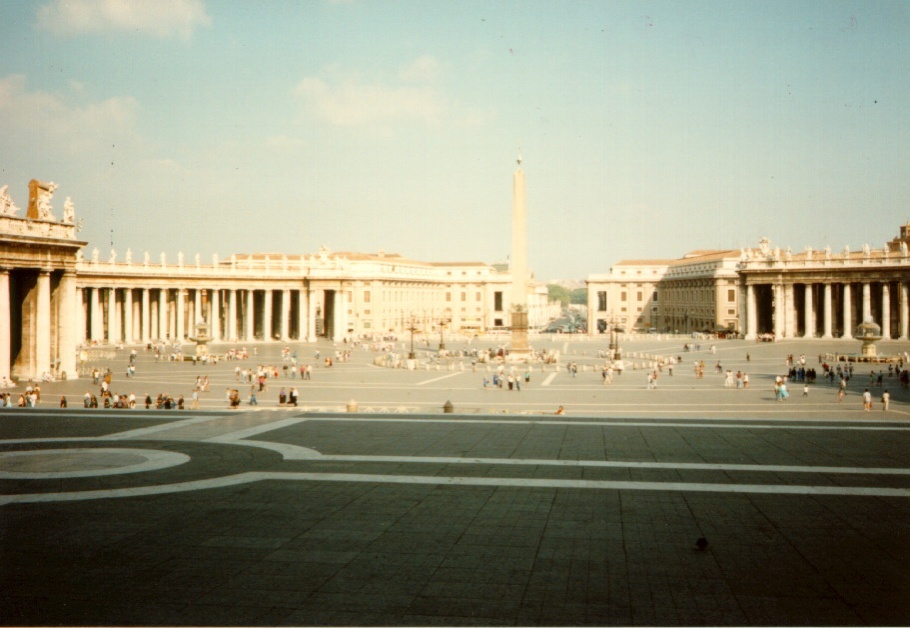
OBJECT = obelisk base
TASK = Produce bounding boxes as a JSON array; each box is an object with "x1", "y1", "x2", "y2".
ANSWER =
[{"x1": 508, "y1": 309, "x2": 534, "y2": 362}]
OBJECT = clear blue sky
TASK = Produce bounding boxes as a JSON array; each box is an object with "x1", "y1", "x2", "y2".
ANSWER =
[{"x1": 2, "y1": 1, "x2": 907, "y2": 280}]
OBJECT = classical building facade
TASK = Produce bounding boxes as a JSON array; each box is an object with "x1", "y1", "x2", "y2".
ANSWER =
[
  {"x1": 738, "y1": 227, "x2": 910, "y2": 340},
  {"x1": 0, "y1": 181, "x2": 555, "y2": 382},
  {"x1": 585, "y1": 250, "x2": 740, "y2": 334},
  {"x1": 587, "y1": 225, "x2": 910, "y2": 340}
]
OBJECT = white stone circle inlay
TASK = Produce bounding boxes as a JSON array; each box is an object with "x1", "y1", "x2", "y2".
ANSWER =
[{"x1": 0, "y1": 448, "x2": 191, "y2": 479}]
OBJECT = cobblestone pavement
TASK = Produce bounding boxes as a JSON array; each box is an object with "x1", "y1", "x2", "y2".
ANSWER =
[{"x1": 2, "y1": 337, "x2": 909, "y2": 625}]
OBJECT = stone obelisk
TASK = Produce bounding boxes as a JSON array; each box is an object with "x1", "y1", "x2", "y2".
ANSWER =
[{"x1": 509, "y1": 154, "x2": 532, "y2": 360}]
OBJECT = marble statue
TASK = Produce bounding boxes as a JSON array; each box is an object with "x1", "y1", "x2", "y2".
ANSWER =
[
  {"x1": 824, "y1": 245, "x2": 831, "y2": 260},
  {"x1": 160, "y1": 252, "x2": 166, "y2": 266},
  {"x1": 125, "y1": 248, "x2": 132, "y2": 264},
  {"x1": 144, "y1": 251, "x2": 150, "y2": 265},
  {"x1": 0, "y1": 185, "x2": 21, "y2": 216},
  {"x1": 109, "y1": 249, "x2": 117, "y2": 264},
  {"x1": 773, "y1": 247, "x2": 781, "y2": 261},
  {"x1": 758, "y1": 237, "x2": 771, "y2": 258},
  {"x1": 75, "y1": 249, "x2": 83, "y2": 262},
  {"x1": 92, "y1": 248, "x2": 99, "y2": 263},
  {"x1": 804, "y1": 246, "x2": 813, "y2": 261},
  {"x1": 784, "y1": 247, "x2": 792, "y2": 261},
  {"x1": 901, "y1": 241, "x2": 908, "y2": 257},
  {"x1": 177, "y1": 252, "x2": 184, "y2": 266},
  {"x1": 37, "y1": 182, "x2": 57, "y2": 220},
  {"x1": 195, "y1": 253, "x2": 201, "y2": 267},
  {"x1": 63, "y1": 197, "x2": 75, "y2": 223},
  {"x1": 862, "y1": 243, "x2": 871, "y2": 258}
]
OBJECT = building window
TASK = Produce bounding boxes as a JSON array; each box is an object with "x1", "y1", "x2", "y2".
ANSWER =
[
  {"x1": 446, "y1": 292, "x2": 451, "y2": 302},
  {"x1": 652, "y1": 291, "x2": 658, "y2": 302},
  {"x1": 363, "y1": 290, "x2": 371, "y2": 303},
  {"x1": 494, "y1": 318, "x2": 504, "y2": 327},
  {"x1": 476, "y1": 292, "x2": 481, "y2": 301},
  {"x1": 494, "y1": 292, "x2": 503, "y2": 311},
  {"x1": 637, "y1": 291, "x2": 643, "y2": 302},
  {"x1": 461, "y1": 292, "x2": 466, "y2": 302},
  {"x1": 727, "y1": 289, "x2": 735, "y2": 302},
  {"x1": 597, "y1": 291, "x2": 607, "y2": 311},
  {"x1": 621, "y1": 291, "x2": 627, "y2": 302}
]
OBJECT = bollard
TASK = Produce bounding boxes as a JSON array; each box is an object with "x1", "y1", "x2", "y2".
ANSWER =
[
  {"x1": 346, "y1": 399, "x2": 359, "y2": 413},
  {"x1": 443, "y1": 400, "x2": 454, "y2": 414}
]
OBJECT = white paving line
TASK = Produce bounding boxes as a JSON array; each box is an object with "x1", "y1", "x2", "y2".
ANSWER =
[
  {"x1": 3, "y1": 470, "x2": 909, "y2": 504},
  {"x1": 417, "y1": 372, "x2": 464, "y2": 386},
  {"x1": 108, "y1": 416, "x2": 217, "y2": 439},
  {"x1": 205, "y1": 417, "x2": 322, "y2": 459},
  {"x1": 542, "y1": 372, "x2": 558, "y2": 386},
  {"x1": 301, "y1": 416, "x2": 910, "y2": 430},
  {"x1": 317, "y1": 455, "x2": 910, "y2": 476}
]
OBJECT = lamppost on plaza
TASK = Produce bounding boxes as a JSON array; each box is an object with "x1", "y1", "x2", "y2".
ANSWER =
[
  {"x1": 438, "y1": 316, "x2": 450, "y2": 351},
  {"x1": 609, "y1": 315, "x2": 621, "y2": 360},
  {"x1": 407, "y1": 315, "x2": 419, "y2": 360}
]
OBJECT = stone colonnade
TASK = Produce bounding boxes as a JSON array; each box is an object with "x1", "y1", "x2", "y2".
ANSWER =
[
  {"x1": 73, "y1": 284, "x2": 347, "y2": 345},
  {"x1": 0, "y1": 268, "x2": 79, "y2": 382},
  {"x1": 743, "y1": 278, "x2": 909, "y2": 340}
]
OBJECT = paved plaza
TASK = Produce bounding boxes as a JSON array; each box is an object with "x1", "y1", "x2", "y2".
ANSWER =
[{"x1": 2, "y1": 336, "x2": 910, "y2": 625}]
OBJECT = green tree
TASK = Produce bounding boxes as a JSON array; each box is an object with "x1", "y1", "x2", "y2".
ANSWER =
[
  {"x1": 547, "y1": 284, "x2": 571, "y2": 306},
  {"x1": 570, "y1": 288, "x2": 587, "y2": 305}
]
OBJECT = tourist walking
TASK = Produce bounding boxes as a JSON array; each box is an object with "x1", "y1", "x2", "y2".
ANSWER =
[
  {"x1": 881, "y1": 390, "x2": 890, "y2": 411},
  {"x1": 862, "y1": 388, "x2": 872, "y2": 411}
]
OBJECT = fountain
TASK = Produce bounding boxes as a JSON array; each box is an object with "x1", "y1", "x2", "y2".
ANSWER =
[
  {"x1": 188, "y1": 322, "x2": 212, "y2": 358},
  {"x1": 829, "y1": 317, "x2": 899, "y2": 364}
]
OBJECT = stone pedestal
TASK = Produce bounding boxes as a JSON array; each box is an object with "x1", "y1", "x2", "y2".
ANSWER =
[{"x1": 508, "y1": 308, "x2": 533, "y2": 362}]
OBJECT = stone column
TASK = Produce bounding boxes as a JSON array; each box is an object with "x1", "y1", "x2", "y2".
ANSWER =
[
  {"x1": 297, "y1": 289, "x2": 310, "y2": 341},
  {"x1": 332, "y1": 290, "x2": 345, "y2": 342},
  {"x1": 158, "y1": 289, "x2": 168, "y2": 341},
  {"x1": 784, "y1": 284, "x2": 797, "y2": 338},
  {"x1": 194, "y1": 289, "x2": 202, "y2": 327},
  {"x1": 123, "y1": 288, "x2": 134, "y2": 344},
  {"x1": 56, "y1": 272, "x2": 77, "y2": 379},
  {"x1": 90, "y1": 287, "x2": 103, "y2": 341},
  {"x1": 107, "y1": 287, "x2": 118, "y2": 343},
  {"x1": 803, "y1": 284, "x2": 815, "y2": 338},
  {"x1": 245, "y1": 289, "x2": 255, "y2": 340},
  {"x1": 881, "y1": 284, "x2": 891, "y2": 340},
  {"x1": 822, "y1": 283, "x2": 833, "y2": 339},
  {"x1": 263, "y1": 289, "x2": 273, "y2": 341},
  {"x1": 281, "y1": 289, "x2": 291, "y2": 340},
  {"x1": 745, "y1": 284, "x2": 757, "y2": 340},
  {"x1": 899, "y1": 282, "x2": 909, "y2": 340},
  {"x1": 211, "y1": 289, "x2": 221, "y2": 341},
  {"x1": 0, "y1": 270, "x2": 10, "y2": 383},
  {"x1": 176, "y1": 289, "x2": 185, "y2": 341},
  {"x1": 842, "y1": 283, "x2": 853, "y2": 339},
  {"x1": 862, "y1": 282, "x2": 871, "y2": 322},
  {"x1": 36, "y1": 271, "x2": 51, "y2": 377},
  {"x1": 228, "y1": 289, "x2": 238, "y2": 342},
  {"x1": 141, "y1": 289, "x2": 151, "y2": 344},
  {"x1": 75, "y1": 286, "x2": 85, "y2": 344},
  {"x1": 307, "y1": 289, "x2": 317, "y2": 341},
  {"x1": 773, "y1": 284, "x2": 785, "y2": 339}
]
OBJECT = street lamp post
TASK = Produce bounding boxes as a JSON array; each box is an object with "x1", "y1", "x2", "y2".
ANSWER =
[
  {"x1": 407, "y1": 315, "x2": 418, "y2": 360},
  {"x1": 438, "y1": 317, "x2": 449, "y2": 351}
]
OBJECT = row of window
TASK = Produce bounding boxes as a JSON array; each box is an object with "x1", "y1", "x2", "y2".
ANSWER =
[{"x1": 595, "y1": 288, "x2": 737, "y2": 311}]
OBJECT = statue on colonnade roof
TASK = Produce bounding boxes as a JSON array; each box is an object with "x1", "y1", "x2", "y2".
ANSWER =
[
  {"x1": 27, "y1": 179, "x2": 58, "y2": 221},
  {"x1": 0, "y1": 184, "x2": 21, "y2": 216}
]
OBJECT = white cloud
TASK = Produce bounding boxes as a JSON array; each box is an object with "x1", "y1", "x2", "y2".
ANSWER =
[
  {"x1": 296, "y1": 75, "x2": 442, "y2": 127},
  {"x1": 0, "y1": 74, "x2": 140, "y2": 154},
  {"x1": 36, "y1": 0, "x2": 211, "y2": 39},
  {"x1": 399, "y1": 55, "x2": 440, "y2": 83}
]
